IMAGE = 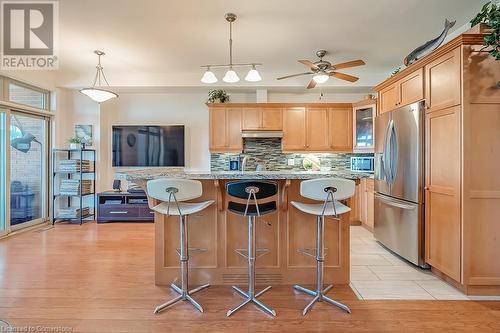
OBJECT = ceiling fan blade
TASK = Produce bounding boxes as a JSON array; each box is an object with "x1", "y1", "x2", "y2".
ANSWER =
[
  {"x1": 307, "y1": 79, "x2": 317, "y2": 89},
  {"x1": 298, "y1": 60, "x2": 319, "y2": 70},
  {"x1": 332, "y1": 59, "x2": 365, "y2": 70},
  {"x1": 277, "y1": 72, "x2": 313, "y2": 80},
  {"x1": 330, "y1": 72, "x2": 359, "y2": 82}
]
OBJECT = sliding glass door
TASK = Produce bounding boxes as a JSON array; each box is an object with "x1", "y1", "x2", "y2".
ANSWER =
[
  {"x1": 9, "y1": 112, "x2": 49, "y2": 229},
  {"x1": 0, "y1": 110, "x2": 7, "y2": 236}
]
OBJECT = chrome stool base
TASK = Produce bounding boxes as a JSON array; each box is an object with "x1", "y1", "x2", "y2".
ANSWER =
[
  {"x1": 226, "y1": 285, "x2": 276, "y2": 317},
  {"x1": 293, "y1": 284, "x2": 351, "y2": 315},
  {"x1": 154, "y1": 282, "x2": 210, "y2": 314}
]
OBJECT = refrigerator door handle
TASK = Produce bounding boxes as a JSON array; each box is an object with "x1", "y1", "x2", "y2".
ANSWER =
[
  {"x1": 389, "y1": 120, "x2": 398, "y2": 184},
  {"x1": 382, "y1": 119, "x2": 392, "y2": 183},
  {"x1": 375, "y1": 193, "x2": 416, "y2": 210}
]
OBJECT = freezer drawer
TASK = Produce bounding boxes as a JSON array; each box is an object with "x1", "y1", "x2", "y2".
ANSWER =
[{"x1": 374, "y1": 193, "x2": 424, "y2": 266}]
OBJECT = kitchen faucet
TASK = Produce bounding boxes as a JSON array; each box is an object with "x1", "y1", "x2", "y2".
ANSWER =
[{"x1": 241, "y1": 155, "x2": 265, "y2": 171}]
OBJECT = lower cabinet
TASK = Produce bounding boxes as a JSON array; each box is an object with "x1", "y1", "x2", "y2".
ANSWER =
[{"x1": 425, "y1": 105, "x2": 461, "y2": 282}]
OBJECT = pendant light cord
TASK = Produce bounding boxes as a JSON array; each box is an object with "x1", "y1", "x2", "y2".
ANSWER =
[{"x1": 229, "y1": 20, "x2": 233, "y2": 66}]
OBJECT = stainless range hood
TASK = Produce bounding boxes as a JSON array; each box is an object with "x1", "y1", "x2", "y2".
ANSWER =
[{"x1": 241, "y1": 131, "x2": 283, "y2": 138}]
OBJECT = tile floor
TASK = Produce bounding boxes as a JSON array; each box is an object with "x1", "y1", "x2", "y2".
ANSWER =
[{"x1": 349, "y1": 226, "x2": 470, "y2": 300}]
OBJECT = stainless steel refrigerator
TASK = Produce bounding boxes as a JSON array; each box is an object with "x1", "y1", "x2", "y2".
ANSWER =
[{"x1": 374, "y1": 101, "x2": 425, "y2": 267}]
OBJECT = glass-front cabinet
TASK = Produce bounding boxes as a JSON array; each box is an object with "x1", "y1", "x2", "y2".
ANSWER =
[{"x1": 353, "y1": 102, "x2": 376, "y2": 152}]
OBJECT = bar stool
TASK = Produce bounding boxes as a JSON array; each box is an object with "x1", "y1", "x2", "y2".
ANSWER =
[
  {"x1": 147, "y1": 178, "x2": 214, "y2": 314},
  {"x1": 290, "y1": 178, "x2": 355, "y2": 315},
  {"x1": 225, "y1": 180, "x2": 278, "y2": 317}
]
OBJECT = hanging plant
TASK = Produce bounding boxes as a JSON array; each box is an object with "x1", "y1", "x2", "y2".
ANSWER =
[
  {"x1": 208, "y1": 89, "x2": 230, "y2": 103},
  {"x1": 471, "y1": 1, "x2": 500, "y2": 61}
]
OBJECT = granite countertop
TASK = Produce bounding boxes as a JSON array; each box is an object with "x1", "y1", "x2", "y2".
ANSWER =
[{"x1": 116, "y1": 168, "x2": 373, "y2": 182}]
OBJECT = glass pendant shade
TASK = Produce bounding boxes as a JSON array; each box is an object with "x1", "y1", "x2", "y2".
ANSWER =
[
  {"x1": 79, "y1": 88, "x2": 118, "y2": 103},
  {"x1": 80, "y1": 50, "x2": 118, "y2": 103},
  {"x1": 201, "y1": 69, "x2": 218, "y2": 83},
  {"x1": 223, "y1": 69, "x2": 240, "y2": 83},
  {"x1": 245, "y1": 67, "x2": 262, "y2": 82},
  {"x1": 313, "y1": 73, "x2": 329, "y2": 84}
]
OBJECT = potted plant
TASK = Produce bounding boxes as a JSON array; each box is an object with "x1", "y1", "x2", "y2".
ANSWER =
[
  {"x1": 471, "y1": 1, "x2": 500, "y2": 86},
  {"x1": 68, "y1": 136, "x2": 82, "y2": 150},
  {"x1": 471, "y1": 2, "x2": 499, "y2": 59},
  {"x1": 208, "y1": 89, "x2": 230, "y2": 103}
]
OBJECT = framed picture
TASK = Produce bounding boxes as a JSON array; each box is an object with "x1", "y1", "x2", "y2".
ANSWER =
[{"x1": 75, "y1": 125, "x2": 93, "y2": 146}]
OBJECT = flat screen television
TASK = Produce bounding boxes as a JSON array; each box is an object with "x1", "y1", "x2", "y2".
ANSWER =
[{"x1": 112, "y1": 125, "x2": 185, "y2": 167}]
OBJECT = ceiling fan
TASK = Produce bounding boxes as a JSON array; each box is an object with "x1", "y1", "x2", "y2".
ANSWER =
[{"x1": 277, "y1": 50, "x2": 365, "y2": 89}]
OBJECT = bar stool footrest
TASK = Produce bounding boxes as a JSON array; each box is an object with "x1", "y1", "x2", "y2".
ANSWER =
[
  {"x1": 175, "y1": 247, "x2": 208, "y2": 257},
  {"x1": 234, "y1": 248, "x2": 270, "y2": 259},
  {"x1": 297, "y1": 248, "x2": 328, "y2": 258}
]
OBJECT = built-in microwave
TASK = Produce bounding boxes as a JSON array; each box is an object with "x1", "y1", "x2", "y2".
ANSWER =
[{"x1": 350, "y1": 156, "x2": 374, "y2": 173}]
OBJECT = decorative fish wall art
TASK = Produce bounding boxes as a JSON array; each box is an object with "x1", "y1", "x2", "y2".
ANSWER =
[{"x1": 404, "y1": 19, "x2": 456, "y2": 66}]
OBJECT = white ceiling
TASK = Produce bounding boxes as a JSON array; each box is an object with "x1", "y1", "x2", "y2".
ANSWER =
[{"x1": 56, "y1": 0, "x2": 482, "y2": 90}]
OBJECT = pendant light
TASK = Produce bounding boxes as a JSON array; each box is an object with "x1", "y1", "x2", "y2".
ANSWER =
[
  {"x1": 79, "y1": 50, "x2": 118, "y2": 103},
  {"x1": 201, "y1": 67, "x2": 218, "y2": 83},
  {"x1": 201, "y1": 13, "x2": 262, "y2": 84},
  {"x1": 245, "y1": 65, "x2": 262, "y2": 82}
]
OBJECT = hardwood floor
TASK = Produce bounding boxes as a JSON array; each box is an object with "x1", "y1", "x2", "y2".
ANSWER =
[{"x1": 0, "y1": 222, "x2": 498, "y2": 333}]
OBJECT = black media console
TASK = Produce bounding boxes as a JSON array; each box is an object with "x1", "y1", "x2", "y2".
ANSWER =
[{"x1": 97, "y1": 191, "x2": 154, "y2": 223}]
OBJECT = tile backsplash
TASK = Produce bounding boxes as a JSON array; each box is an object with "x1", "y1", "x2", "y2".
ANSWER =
[{"x1": 211, "y1": 138, "x2": 373, "y2": 171}]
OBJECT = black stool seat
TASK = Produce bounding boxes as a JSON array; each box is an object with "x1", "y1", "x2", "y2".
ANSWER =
[{"x1": 228, "y1": 201, "x2": 277, "y2": 216}]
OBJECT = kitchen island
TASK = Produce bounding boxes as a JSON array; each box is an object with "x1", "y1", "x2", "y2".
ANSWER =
[{"x1": 120, "y1": 169, "x2": 370, "y2": 286}]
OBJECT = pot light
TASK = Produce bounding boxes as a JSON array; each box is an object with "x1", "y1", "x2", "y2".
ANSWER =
[
  {"x1": 223, "y1": 68, "x2": 240, "y2": 83},
  {"x1": 201, "y1": 68, "x2": 218, "y2": 83},
  {"x1": 79, "y1": 50, "x2": 118, "y2": 103},
  {"x1": 313, "y1": 72, "x2": 329, "y2": 84},
  {"x1": 245, "y1": 65, "x2": 262, "y2": 82}
]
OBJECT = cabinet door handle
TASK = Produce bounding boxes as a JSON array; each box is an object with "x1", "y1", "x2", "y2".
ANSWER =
[{"x1": 109, "y1": 211, "x2": 128, "y2": 214}]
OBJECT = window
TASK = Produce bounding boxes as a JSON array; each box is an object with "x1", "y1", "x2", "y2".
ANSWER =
[{"x1": 8, "y1": 82, "x2": 48, "y2": 109}]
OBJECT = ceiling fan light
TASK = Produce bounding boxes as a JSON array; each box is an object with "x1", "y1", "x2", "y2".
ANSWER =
[
  {"x1": 245, "y1": 66, "x2": 262, "y2": 82},
  {"x1": 313, "y1": 73, "x2": 329, "y2": 84},
  {"x1": 223, "y1": 69, "x2": 240, "y2": 83},
  {"x1": 201, "y1": 69, "x2": 218, "y2": 84},
  {"x1": 79, "y1": 88, "x2": 118, "y2": 103}
]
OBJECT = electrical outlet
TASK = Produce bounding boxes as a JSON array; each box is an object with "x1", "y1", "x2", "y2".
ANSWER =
[{"x1": 287, "y1": 158, "x2": 295, "y2": 166}]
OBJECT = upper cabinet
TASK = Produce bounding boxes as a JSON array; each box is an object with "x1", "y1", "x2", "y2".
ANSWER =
[
  {"x1": 352, "y1": 101, "x2": 375, "y2": 152},
  {"x1": 242, "y1": 108, "x2": 283, "y2": 131},
  {"x1": 209, "y1": 103, "x2": 354, "y2": 153},
  {"x1": 379, "y1": 68, "x2": 424, "y2": 115},
  {"x1": 282, "y1": 107, "x2": 307, "y2": 151},
  {"x1": 209, "y1": 107, "x2": 242, "y2": 152},
  {"x1": 329, "y1": 107, "x2": 353, "y2": 152},
  {"x1": 306, "y1": 108, "x2": 330, "y2": 150},
  {"x1": 424, "y1": 47, "x2": 461, "y2": 112}
]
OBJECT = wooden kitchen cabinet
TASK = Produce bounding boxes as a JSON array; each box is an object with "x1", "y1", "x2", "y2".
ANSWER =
[
  {"x1": 378, "y1": 68, "x2": 423, "y2": 115},
  {"x1": 399, "y1": 68, "x2": 424, "y2": 107},
  {"x1": 365, "y1": 178, "x2": 374, "y2": 231},
  {"x1": 352, "y1": 100, "x2": 375, "y2": 152},
  {"x1": 242, "y1": 108, "x2": 283, "y2": 130},
  {"x1": 425, "y1": 105, "x2": 461, "y2": 282},
  {"x1": 425, "y1": 47, "x2": 461, "y2": 112},
  {"x1": 329, "y1": 107, "x2": 353, "y2": 152},
  {"x1": 283, "y1": 107, "x2": 307, "y2": 151},
  {"x1": 306, "y1": 108, "x2": 330, "y2": 150},
  {"x1": 373, "y1": 26, "x2": 500, "y2": 295},
  {"x1": 209, "y1": 107, "x2": 242, "y2": 152},
  {"x1": 379, "y1": 84, "x2": 398, "y2": 114},
  {"x1": 262, "y1": 108, "x2": 283, "y2": 130}
]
